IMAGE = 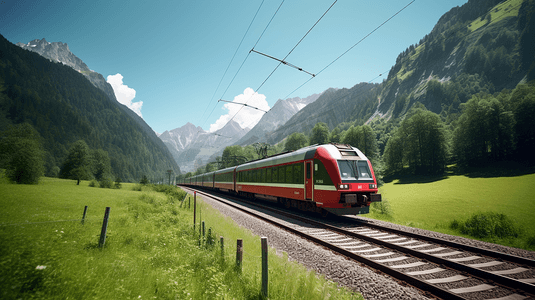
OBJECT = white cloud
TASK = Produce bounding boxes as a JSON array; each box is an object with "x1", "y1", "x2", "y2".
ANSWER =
[
  {"x1": 106, "y1": 73, "x2": 143, "y2": 118},
  {"x1": 209, "y1": 88, "x2": 270, "y2": 132}
]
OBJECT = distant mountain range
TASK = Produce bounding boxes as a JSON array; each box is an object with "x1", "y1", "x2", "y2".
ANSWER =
[{"x1": 159, "y1": 93, "x2": 320, "y2": 172}]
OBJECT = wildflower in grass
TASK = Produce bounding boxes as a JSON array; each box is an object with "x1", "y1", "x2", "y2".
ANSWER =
[{"x1": 36, "y1": 265, "x2": 46, "y2": 270}]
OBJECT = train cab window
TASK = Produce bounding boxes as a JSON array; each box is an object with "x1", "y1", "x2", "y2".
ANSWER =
[
  {"x1": 357, "y1": 161, "x2": 372, "y2": 179},
  {"x1": 338, "y1": 160, "x2": 372, "y2": 181}
]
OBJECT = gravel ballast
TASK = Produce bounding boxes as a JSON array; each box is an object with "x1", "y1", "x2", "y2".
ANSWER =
[{"x1": 196, "y1": 193, "x2": 431, "y2": 300}]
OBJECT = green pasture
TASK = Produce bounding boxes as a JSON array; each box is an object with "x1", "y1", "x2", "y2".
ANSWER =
[
  {"x1": 368, "y1": 173, "x2": 535, "y2": 250},
  {"x1": 0, "y1": 176, "x2": 361, "y2": 299}
]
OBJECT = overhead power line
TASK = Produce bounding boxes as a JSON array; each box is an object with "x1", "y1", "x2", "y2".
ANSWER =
[
  {"x1": 218, "y1": 99, "x2": 269, "y2": 112},
  {"x1": 199, "y1": 0, "x2": 266, "y2": 130},
  {"x1": 283, "y1": 0, "x2": 415, "y2": 100},
  {"x1": 250, "y1": 49, "x2": 315, "y2": 77},
  {"x1": 224, "y1": 0, "x2": 338, "y2": 129}
]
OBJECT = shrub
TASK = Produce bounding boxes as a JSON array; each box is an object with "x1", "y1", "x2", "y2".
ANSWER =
[
  {"x1": 371, "y1": 198, "x2": 392, "y2": 216},
  {"x1": 450, "y1": 212, "x2": 521, "y2": 239},
  {"x1": 98, "y1": 177, "x2": 113, "y2": 189},
  {"x1": 88, "y1": 179, "x2": 98, "y2": 187}
]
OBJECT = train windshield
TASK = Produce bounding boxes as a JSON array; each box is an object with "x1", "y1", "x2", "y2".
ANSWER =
[{"x1": 338, "y1": 160, "x2": 372, "y2": 181}]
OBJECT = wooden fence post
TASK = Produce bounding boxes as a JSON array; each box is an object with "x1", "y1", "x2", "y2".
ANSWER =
[
  {"x1": 236, "y1": 239, "x2": 243, "y2": 272},
  {"x1": 193, "y1": 192, "x2": 196, "y2": 231},
  {"x1": 261, "y1": 237, "x2": 268, "y2": 298},
  {"x1": 81, "y1": 206, "x2": 88, "y2": 225},
  {"x1": 98, "y1": 207, "x2": 110, "y2": 248},
  {"x1": 202, "y1": 221, "x2": 205, "y2": 237},
  {"x1": 220, "y1": 236, "x2": 224, "y2": 259}
]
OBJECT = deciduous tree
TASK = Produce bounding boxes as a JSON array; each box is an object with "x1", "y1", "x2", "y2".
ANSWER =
[{"x1": 60, "y1": 140, "x2": 92, "y2": 185}]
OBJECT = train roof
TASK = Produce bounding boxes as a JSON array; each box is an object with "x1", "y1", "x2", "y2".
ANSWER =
[
  {"x1": 184, "y1": 143, "x2": 369, "y2": 178},
  {"x1": 236, "y1": 143, "x2": 368, "y2": 171}
]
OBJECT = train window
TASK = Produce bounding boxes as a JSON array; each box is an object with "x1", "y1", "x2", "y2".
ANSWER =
[
  {"x1": 272, "y1": 167, "x2": 278, "y2": 182},
  {"x1": 278, "y1": 166, "x2": 285, "y2": 183},
  {"x1": 260, "y1": 168, "x2": 265, "y2": 182},
  {"x1": 294, "y1": 164, "x2": 303, "y2": 184},
  {"x1": 266, "y1": 168, "x2": 272, "y2": 183},
  {"x1": 286, "y1": 165, "x2": 293, "y2": 184}
]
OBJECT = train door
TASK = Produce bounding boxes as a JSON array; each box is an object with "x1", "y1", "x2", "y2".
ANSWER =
[{"x1": 305, "y1": 161, "x2": 313, "y2": 200}]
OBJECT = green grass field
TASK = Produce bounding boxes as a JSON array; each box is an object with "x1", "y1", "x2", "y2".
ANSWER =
[
  {"x1": 368, "y1": 173, "x2": 535, "y2": 250},
  {"x1": 0, "y1": 176, "x2": 361, "y2": 299}
]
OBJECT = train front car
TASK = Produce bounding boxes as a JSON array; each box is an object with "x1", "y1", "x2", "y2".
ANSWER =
[
  {"x1": 234, "y1": 143, "x2": 380, "y2": 216},
  {"x1": 314, "y1": 144, "x2": 381, "y2": 215}
]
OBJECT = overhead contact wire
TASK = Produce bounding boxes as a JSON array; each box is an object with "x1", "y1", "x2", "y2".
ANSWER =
[
  {"x1": 200, "y1": 0, "x2": 266, "y2": 132},
  {"x1": 227, "y1": 0, "x2": 337, "y2": 127},
  {"x1": 283, "y1": 0, "x2": 415, "y2": 99}
]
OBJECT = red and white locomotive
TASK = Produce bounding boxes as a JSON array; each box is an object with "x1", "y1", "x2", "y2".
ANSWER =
[{"x1": 182, "y1": 143, "x2": 381, "y2": 216}]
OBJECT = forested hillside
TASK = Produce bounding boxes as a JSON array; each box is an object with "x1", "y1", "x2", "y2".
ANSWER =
[{"x1": 0, "y1": 34, "x2": 180, "y2": 182}]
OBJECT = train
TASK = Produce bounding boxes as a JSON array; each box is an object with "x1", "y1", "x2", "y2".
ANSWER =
[{"x1": 180, "y1": 143, "x2": 381, "y2": 216}]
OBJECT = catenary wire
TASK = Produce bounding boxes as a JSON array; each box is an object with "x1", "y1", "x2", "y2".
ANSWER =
[
  {"x1": 200, "y1": 0, "x2": 286, "y2": 135},
  {"x1": 282, "y1": 0, "x2": 415, "y2": 100},
  {"x1": 223, "y1": 0, "x2": 338, "y2": 131},
  {"x1": 199, "y1": 0, "x2": 266, "y2": 131}
]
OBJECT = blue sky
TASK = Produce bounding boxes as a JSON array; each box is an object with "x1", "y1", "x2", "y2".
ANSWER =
[{"x1": 1, "y1": 0, "x2": 468, "y2": 134}]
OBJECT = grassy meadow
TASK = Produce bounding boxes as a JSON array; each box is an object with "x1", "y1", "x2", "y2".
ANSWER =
[
  {"x1": 0, "y1": 175, "x2": 361, "y2": 300},
  {"x1": 368, "y1": 172, "x2": 535, "y2": 250}
]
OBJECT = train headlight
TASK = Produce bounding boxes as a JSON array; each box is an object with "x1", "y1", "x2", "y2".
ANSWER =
[
  {"x1": 339, "y1": 184, "x2": 349, "y2": 190},
  {"x1": 369, "y1": 184, "x2": 377, "y2": 189}
]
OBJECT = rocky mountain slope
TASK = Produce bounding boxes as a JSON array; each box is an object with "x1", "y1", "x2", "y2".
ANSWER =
[
  {"x1": 159, "y1": 120, "x2": 249, "y2": 172},
  {"x1": 235, "y1": 93, "x2": 320, "y2": 146}
]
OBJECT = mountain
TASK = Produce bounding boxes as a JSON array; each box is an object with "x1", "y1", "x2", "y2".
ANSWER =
[
  {"x1": 1, "y1": 34, "x2": 180, "y2": 181},
  {"x1": 159, "y1": 120, "x2": 249, "y2": 172},
  {"x1": 374, "y1": 0, "x2": 533, "y2": 119},
  {"x1": 264, "y1": 0, "x2": 534, "y2": 147},
  {"x1": 265, "y1": 84, "x2": 379, "y2": 145},
  {"x1": 16, "y1": 37, "x2": 179, "y2": 176},
  {"x1": 235, "y1": 93, "x2": 320, "y2": 146}
]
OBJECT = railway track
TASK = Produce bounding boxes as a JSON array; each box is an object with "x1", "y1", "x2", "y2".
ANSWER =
[{"x1": 181, "y1": 186, "x2": 535, "y2": 300}]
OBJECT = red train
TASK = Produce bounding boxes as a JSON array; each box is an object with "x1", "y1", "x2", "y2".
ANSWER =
[{"x1": 181, "y1": 143, "x2": 381, "y2": 216}]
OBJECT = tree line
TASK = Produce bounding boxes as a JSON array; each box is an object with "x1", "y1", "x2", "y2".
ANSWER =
[{"x1": 0, "y1": 122, "x2": 121, "y2": 186}]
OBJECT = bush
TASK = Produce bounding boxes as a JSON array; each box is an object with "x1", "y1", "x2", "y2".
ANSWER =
[
  {"x1": 371, "y1": 198, "x2": 392, "y2": 216},
  {"x1": 98, "y1": 177, "x2": 113, "y2": 189},
  {"x1": 450, "y1": 212, "x2": 521, "y2": 239},
  {"x1": 88, "y1": 179, "x2": 98, "y2": 187}
]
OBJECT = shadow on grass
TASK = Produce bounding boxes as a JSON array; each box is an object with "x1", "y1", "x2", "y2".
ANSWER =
[
  {"x1": 383, "y1": 162, "x2": 535, "y2": 184},
  {"x1": 383, "y1": 172, "x2": 449, "y2": 185},
  {"x1": 461, "y1": 161, "x2": 535, "y2": 178}
]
